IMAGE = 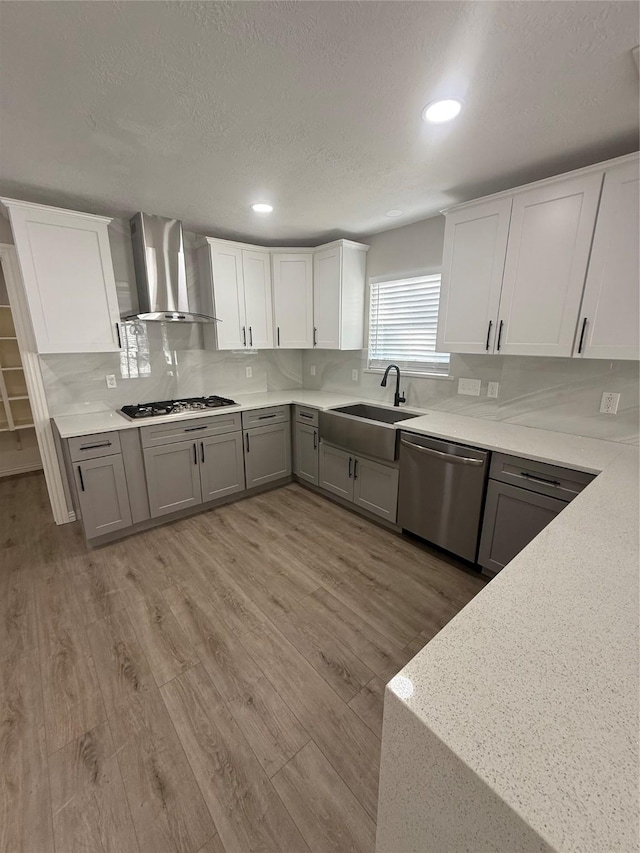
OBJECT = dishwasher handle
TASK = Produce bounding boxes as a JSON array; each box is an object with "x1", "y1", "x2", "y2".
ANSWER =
[{"x1": 400, "y1": 438, "x2": 485, "y2": 466}]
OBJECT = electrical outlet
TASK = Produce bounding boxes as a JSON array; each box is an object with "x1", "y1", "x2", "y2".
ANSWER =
[
  {"x1": 458, "y1": 378, "x2": 481, "y2": 396},
  {"x1": 105, "y1": 374, "x2": 117, "y2": 389},
  {"x1": 600, "y1": 392, "x2": 620, "y2": 414},
  {"x1": 487, "y1": 381, "x2": 500, "y2": 399},
  {"x1": 310, "y1": 364, "x2": 316, "y2": 376},
  {"x1": 351, "y1": 369, "x2": 359, "y2": 382},
  {"x1": 245, "y1": 366, "x2": 252, "y2": 379}
]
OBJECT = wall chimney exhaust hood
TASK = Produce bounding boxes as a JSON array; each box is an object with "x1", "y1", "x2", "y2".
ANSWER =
[{"x1": 126, "y1": 212, "x2": 218, "y2": 323}]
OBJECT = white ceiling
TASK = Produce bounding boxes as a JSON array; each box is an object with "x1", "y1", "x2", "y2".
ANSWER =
[{"x1": 1, "y1": 1, "x2": 638, "y2": 244}]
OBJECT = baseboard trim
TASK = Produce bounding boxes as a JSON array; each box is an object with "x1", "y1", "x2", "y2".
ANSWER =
[{"x1": 0, "y1": 462, "x2": 44, "y2": 478}]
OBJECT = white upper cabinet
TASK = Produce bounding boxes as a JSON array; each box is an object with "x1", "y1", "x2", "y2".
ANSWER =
[
  {"x1": 437, "y1": 198, "x2": 512, "y2": 354},
  {"x1": 242, "y1": 250, "x2": 273, "y2": 349},
  {"x1": 272, "y1": 253, "x2": 313, "y2": 348},
  {"x1": 497, "y1": 172, "x2": 603, "y2": 357},
  {"x1": 199, "y1": 239, "x2": 273, "y2": 350},
  {"x1": 313, "y1": 241, "x2": 367, "y2": 350},
  {"x1": 2, "y1": 199, "x2": 122, "y2": 354},
  {"x1": 437, "y1": 154, "x2": 638, "y2": 360},
  {"x1": 574, "y1": 159, "x2": 639, "y2": 360}
]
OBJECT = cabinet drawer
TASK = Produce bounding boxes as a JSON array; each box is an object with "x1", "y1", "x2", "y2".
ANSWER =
[
  {"x1": 294, "y1": 405, "x2": 319, "y2": 426},
  {"x1": 489, "y1": 452, "x2": 594, "y2": 501},
  {"x1": 69, "y1": 431, "x2": 121, "y2": 462},
  {"x1": 242, "y1": 406, "x2": 289, "y2": 430},
  {"x1": 140, "y1": 412, "x2": 242, "y2": 447}
]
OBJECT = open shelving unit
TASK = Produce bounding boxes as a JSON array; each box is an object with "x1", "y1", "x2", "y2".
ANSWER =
[{"x1": 0, "y1": 304, "x2": 35, "y2": 432}]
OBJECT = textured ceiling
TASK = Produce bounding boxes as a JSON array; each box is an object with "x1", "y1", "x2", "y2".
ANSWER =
[{"x1": 0, "y1": 1, "x2": 638, "y2": 244}]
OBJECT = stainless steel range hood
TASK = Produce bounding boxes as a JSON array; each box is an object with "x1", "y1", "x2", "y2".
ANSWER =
[{"x1": 127, "y1": 212, "x2": 218, "y2": 323}]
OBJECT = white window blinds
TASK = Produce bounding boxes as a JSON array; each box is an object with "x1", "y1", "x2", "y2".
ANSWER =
[{"x1": 368, "y1": 274, "x2": 450, "y2": 375}]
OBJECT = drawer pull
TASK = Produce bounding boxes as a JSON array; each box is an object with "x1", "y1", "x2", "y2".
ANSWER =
[
  {"x1": 519, "y1": 471, "x2": 561, "y2": 487},
  {"x1": 300, "y1": 412, "x2": 313, "y2": 419},
  {"x1": 257, "y1": 413, "x2": 277, "y2": 420},
  {"x1": 79, "y1": 442, "x2": 112, "y2": 451},
  {"x1": 78, "y1": 465, "x2": 85, "y2": 492},
  {"x1": 185, "y1": 425, "x2": 207, "y2": 432}
]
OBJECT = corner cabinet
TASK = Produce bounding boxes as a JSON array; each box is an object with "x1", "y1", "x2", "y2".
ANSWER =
[
  {"x1": 313, "y1": 242, "x2": 368, "y2": 350},
  {"x1": 272, "y1": 253, "x2": 314, "y2": 348},
  {"x1": 1, "y1": 199, "x2": 122, "y2": 354},
  {"x1": 574, "y1": 160, "x2": 640, "y2": 360},
  {"x1": 436, "y1": 153, "x2": 639, "y2": 361}
]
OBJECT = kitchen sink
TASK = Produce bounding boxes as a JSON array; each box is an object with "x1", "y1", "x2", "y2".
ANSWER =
[{"x1": 318, "y1": 403, "x2": 421, "y2": 461}]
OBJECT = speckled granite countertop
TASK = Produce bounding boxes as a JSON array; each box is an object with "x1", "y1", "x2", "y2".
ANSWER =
[
  {"x1": 53, "y1": 390, "x2": 639, "y2": 849},
  {"x1": 378, "y1": 443, "x2": 639, "y2": 852}
]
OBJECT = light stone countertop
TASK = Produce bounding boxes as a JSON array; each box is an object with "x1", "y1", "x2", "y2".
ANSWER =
[{"x1": 52, "y1": 389, "x2": 639, "y2": 850}]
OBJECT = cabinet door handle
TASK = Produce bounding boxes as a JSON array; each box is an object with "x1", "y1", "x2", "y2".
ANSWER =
[
  {"x1": 313, "y1": 430, "x2": 317, "y2": 450},
  {"x1": 245, "y1": 433, "x2": 250, "y2": 452},
  {"x1": 242, "y1": 326, "x2": 247, "y2": 346},
  {"x1": 313, "y1": 327, "x2": 318, "y2": 346},
  {"x1": 577, "y1": 317, "x2": 588, "y2": 354},
  {"x1": 485, "y1": 320, "x2": 492, "y2": 351},
  {"x1": 201, "y1": 442, "x2": 205, "y2": 463},
  {"x1": 353, "y1": 459, "x2": 358, "y2": 480},
  {"x1": 348, "y1": 457, "x2": 352, "y2": 478},
  {"x1": 277, "y1": 326, "x2": 280, "y2": 347},
  {"x1": 193, "y1": 443, "x2": 197, "y2": 465},
  {"x1": 249, "y1": 326, "x2": 253, "y2": 347},
  {"x1": 78, "y1": 465, "x2": 85, "y2": 492},
  {"x1": 496, "y1": 319, "x2": 504, "y2": 351},
  {"x1": 519, "y1": 471, "x2": 561, "y2": 487},
  {"x1": 115, "y1": 322, "x2": 122, "y2": 348}
]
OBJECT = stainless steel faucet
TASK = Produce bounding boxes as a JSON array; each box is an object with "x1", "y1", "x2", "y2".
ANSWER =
[{"x1": 380, "y1": 364, "x2": 406, "y2": 407}]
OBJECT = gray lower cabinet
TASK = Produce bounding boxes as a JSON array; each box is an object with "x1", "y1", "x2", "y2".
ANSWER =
[
  {"x1": 244, "y1": 421, "x2": 292, "y2": 488},
  {"x1": 73, "y1": 454, "x2": 132, "y2": 538},
  {"x1": 478, "y1": 480, "x2": 567, "y2": 576},
  {"x1": 319, "y1": 443, "x2": 353, "y2": 500},
  {"x1": 353, "y1": 455, "x2": 399, "y2": 522},
  {"x1": 319, "y1": 442, "x2": 399, "y2": 522},
  {"x1": 144, "y1": 439, "x2": 202, "y2": 518},
  {"x1": 200, "y1": 432, "x2": 246, "y2": 501},
  {"x1": 294, "y1": 422, "x2": 319, "y2": 485}
]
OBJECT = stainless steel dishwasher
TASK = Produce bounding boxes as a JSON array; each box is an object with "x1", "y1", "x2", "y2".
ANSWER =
[{"x1": 398, "y1": 432, "x2": 489, "y2": 563}]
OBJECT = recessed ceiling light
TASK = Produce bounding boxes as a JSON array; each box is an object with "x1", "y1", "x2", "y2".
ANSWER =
[
  {"x1": 422, "y1": 99, "x2": 462, "y2": 124},
  {"x1": 385, "y1": 209, "x2": 404, "y2": 217},
  {"x1": 251, "y1": 202, "x2": 273, "y2": 213}
]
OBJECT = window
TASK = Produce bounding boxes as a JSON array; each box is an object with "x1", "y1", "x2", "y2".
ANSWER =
[{"x1": 368, "y1": 274, "x2": 450, "y2": 376}]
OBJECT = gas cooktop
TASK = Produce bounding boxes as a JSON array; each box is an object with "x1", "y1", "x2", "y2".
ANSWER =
[{"x1": 120, "y1": 395, "x2": 237, "y2": 420}]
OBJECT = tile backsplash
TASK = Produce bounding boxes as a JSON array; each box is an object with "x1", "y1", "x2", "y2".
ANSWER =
[
  {"x1": 40, "y1": 215, "x2": 638, "y2": 444},
  {"x1": 302, "y1": 350, "x2": 639, "y2": 444}
]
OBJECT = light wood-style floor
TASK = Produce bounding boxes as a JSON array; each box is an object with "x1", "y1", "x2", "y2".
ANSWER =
[{"x1": 1, "y1": 472, "x2": 485, "y2": 853}]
